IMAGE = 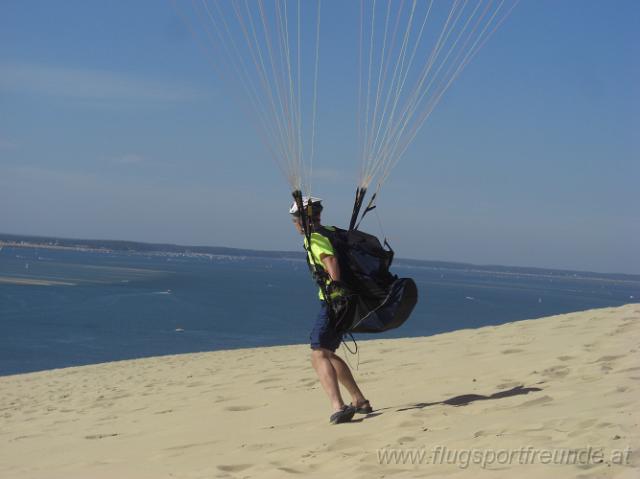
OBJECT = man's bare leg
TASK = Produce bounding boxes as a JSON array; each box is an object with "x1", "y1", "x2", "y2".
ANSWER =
[
  {"x1": 311, "y1": 348, "x2": 345, "y2": 412},
  {"x1": 328, "y1": 353, "x2": 367, "y2": 407}
]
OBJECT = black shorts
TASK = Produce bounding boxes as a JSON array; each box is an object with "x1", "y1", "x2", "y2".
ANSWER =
[{"x1": 309, "y1": 302, "x2": 343, "y2": 352}]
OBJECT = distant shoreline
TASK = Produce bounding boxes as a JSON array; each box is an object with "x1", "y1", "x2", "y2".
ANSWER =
[
  {"x1": 1, "y1": 233, "x2": 639, "y2": 282},
  {"x1": 1, "y1": 241, "x2": 110, "y2": 254},
  {"x1": 0, "y1": 275, "x2": 76, "y2": 286}
]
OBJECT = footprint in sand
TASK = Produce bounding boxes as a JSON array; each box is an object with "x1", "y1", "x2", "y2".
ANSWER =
[
  {"x1": 613, "y1": 323, "x2": 635, "y2": 335},
  {"x1": 557, "y1": 355, "x2": 574, "y2": 361},
  {"x1": 594, "y1": 355, "x2": 624, "y2": 363},
  {"x1": 185, "y1": 381, "x2": 206, "y2": 388},
  {"x1": 164, "y1": 440, "x2": 219, "y2": 451},
  {"x1": 225, "y1": 405, "x2": 258, "y2": 412},
  {"x1": 85, "y1": 433, "x2": 119, "y2": 440},
  {"x1": 255, "y1": 377, "x2": 280, "y2": 384},
  {"x1": 518, "y1": 395, "x2": 553, "y2": 407},
  {"x1": 553, "y1": 323, "x2": 578, "y2": 330},
  {"x1": 213, "y1": 395, "x2": 237, "y2": 404},
  {"x1": 397, "y1": 436, "x2": 416, "y2": 444},
  {"x1": 326, "y1": 436, "x2": 364, "y2": 451},
  {"x1": 217, "y1": 464, "x2": 252, "y2": 472},
  {"x1": 359, "y1": 359, "x2": 382, "y2": 365},
  {"x1": 397, "y1": 420, "x2": 416, "y2": 428},
  {"x1": 594, "y1": 355, "x2": 625, "y2": 373},
  {"x1": 496, "y1": 381, "x2": 522, "y2": 389},
  {"x1": 245, "y1": 442, "x2": 275, "y2": 451},
  {"x1": 500, "y1": 348, "x2": 523, "y2": 354},
  {"x1": 277, "y1": 466, "x2": 302, "y2": 474},
  {"x1": 578, "y1": 418, "x2": 598, "y2": 428},
  {"x1": 618, "y1": 366, "x2": 640, "y2": 374},
  {"x1": 11, "y1": 434, "x2": 44, "y2": 442},
  {"x1": 540, "y1": 365, "x2": 570, "y2": 379}
]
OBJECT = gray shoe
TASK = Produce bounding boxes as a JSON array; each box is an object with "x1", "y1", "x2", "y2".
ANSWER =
[
  {"x1": 351, "y1": 400, "x2": 373, "y2": 414},
  {"x1": 329, "y1": 405, "x2": 356, "y2": 424}
]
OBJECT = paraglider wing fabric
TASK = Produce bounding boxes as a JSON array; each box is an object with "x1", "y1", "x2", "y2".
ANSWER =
[{"x1": 349, "y1": 278, "x2": 418, "y2": 333}]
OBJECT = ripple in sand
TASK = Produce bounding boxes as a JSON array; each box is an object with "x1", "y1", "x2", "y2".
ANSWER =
[
  {"x1": 225, "y1": 405, "x2": 258, "y2": 412},
  {"x1": 85, "y1": 433, "x2": 119, "y2": 440},
  {"x1": 217, "y1": 464, "x2": 252, "y2": 472}
]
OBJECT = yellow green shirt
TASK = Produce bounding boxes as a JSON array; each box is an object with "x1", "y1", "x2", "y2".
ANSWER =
[{"x1": 304, "y1": 227, "x2": 340, "y2": 300}]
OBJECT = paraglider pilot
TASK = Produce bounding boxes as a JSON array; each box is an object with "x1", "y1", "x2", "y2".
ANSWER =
[{"x1": 290, "y1": 196, "x2": 373, "y2": 424}]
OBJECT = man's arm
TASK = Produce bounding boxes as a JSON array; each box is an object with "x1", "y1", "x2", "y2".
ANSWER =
[{"x1": 320, "y1": 254, "x2": 340, "y2": 282}]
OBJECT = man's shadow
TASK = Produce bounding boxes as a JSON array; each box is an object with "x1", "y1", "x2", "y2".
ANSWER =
[
  {"x1": 352, "y1": 385, "x2": 543, "y2": 422},
  {"x1": 396, "y1": 385, "x2": 543, "y2": 411}
]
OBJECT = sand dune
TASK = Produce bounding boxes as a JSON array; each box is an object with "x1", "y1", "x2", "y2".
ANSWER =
[{"x1": 1, "y1": 304, "x2": 638, "y2": 478}]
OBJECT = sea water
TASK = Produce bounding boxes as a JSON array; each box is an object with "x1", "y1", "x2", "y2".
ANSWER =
[{"x1": 1, "y1": 246, "x2": 638, "y2": 376}]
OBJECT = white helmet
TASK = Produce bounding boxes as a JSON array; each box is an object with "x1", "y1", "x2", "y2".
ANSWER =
[{"x1": 289, "y1": 196, "x2": 323, "y2": 216}]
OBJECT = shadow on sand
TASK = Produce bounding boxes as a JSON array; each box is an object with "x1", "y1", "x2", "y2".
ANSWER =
[
  {"x1": 344, "y1": 385, "x2": 543, "y2": 423},
  {"x1": 396, "y1": 385, "x2": 543, "y2": 411}
]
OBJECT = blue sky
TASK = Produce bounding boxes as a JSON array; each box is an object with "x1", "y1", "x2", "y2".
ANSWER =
[{"x1": 1, "y1": 1, "x2": 638, "y2": 274}]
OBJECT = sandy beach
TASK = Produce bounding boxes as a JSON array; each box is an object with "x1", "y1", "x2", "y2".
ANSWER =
[{"x1": 1, "y1": 304, "x2": 638, "y2": 478}]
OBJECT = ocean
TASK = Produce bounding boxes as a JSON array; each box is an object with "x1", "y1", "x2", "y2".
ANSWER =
[{"x1": 1, "y1": 246, "x2": 638, "y2": 376}]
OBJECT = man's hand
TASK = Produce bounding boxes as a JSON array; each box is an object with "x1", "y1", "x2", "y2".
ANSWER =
[{"x1": 328, "y1": 280, "x2": 351, "y2": 298}]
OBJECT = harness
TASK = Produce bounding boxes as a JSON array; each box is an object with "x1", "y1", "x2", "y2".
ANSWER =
[
  {"x1": 292, "y1": 191, "x2": 335, "y2": 312},
  {"x1": 293, "y1": 189, "x2": 418, "y2": 343}
]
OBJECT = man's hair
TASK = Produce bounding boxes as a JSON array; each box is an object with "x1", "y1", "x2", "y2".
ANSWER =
[{"x1": 295, "y1": 213, "x2": 322, "y2": 228}]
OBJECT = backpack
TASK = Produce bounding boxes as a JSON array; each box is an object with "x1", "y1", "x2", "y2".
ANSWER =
[{"x1": 309, "y1": 226, "x2": 418, "y2": 334}]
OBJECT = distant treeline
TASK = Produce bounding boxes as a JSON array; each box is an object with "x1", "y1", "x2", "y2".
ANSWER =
[
  {"x1": 0, "y1": 233, "x2": 299, "y2": 260},
  {"x1": 1, "y1": 232, "x2": 638, "y2": 282}
]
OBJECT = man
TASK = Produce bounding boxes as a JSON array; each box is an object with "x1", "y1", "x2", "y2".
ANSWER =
[{"x1": 290, "y1": 196, "x2": 373, "y2": 424}]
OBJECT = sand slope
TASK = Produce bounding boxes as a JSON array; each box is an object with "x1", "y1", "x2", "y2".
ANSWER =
[{"x1": 1, "y1": 304, "x2": 639, "y2": 478}]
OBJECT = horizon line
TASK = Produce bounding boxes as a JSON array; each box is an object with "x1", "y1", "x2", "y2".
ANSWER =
[{"x1": 1, "y1": 231, "x2": 638, "y2": 279}]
